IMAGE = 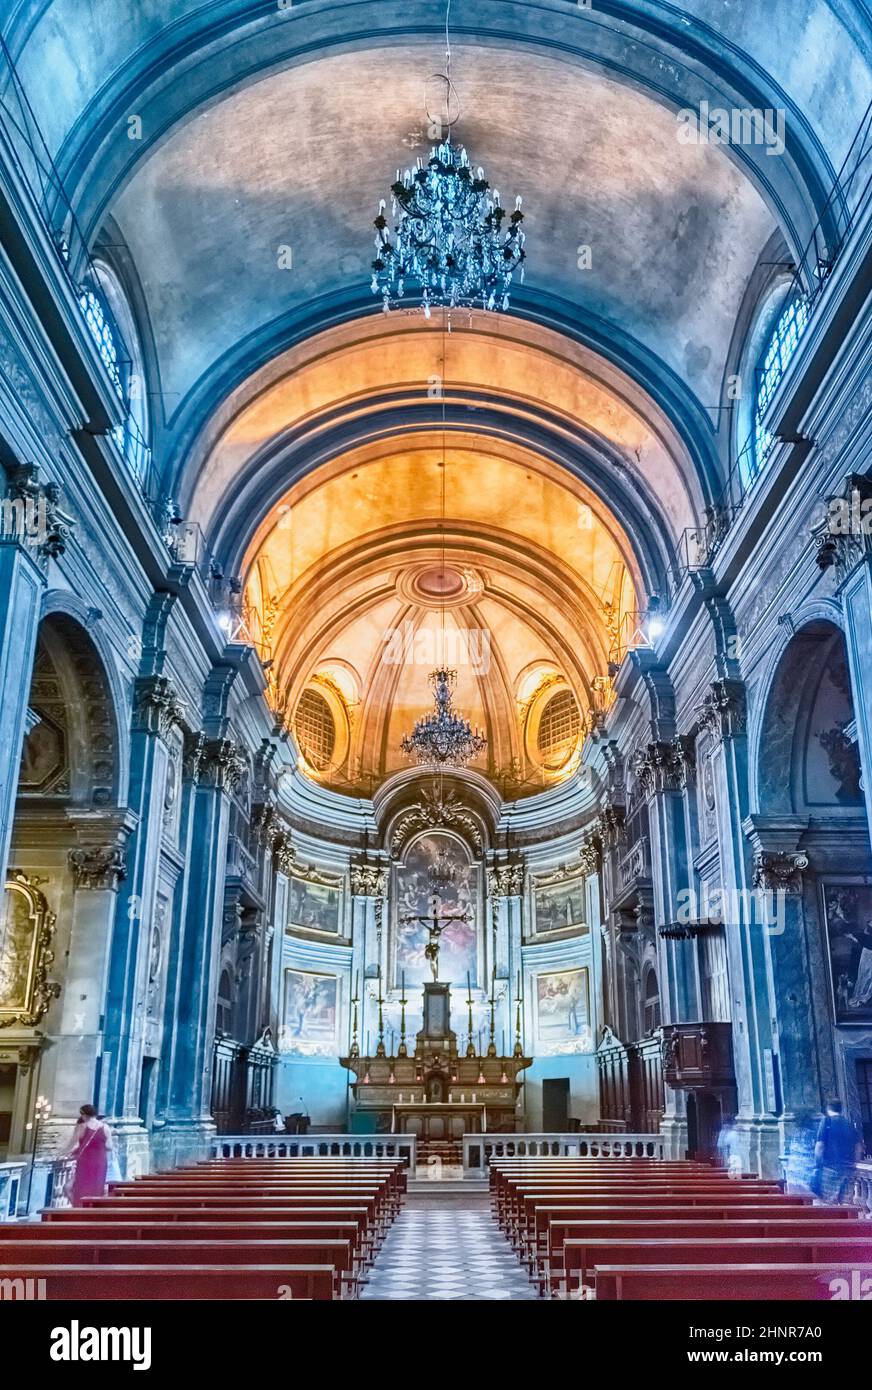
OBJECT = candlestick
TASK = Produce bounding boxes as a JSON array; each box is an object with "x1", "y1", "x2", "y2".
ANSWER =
[
  {"x1": 487, "y1": 971, "x2": 497, "y2": 1056},
  {"x1": 398, "y1": 971, "x2": 408, "y2": 1057},
  {"x1": 465, "y1": 970, "x2": 475, "y2": 1057},
  {"x1": 350, "y1": 970, "x2": 361, "y2": 1057},
  {"x1": 376, "y1": 969, "x2": 386, "y2": 1057}
]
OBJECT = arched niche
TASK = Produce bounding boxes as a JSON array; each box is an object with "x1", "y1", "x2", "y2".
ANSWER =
[
  {"x1": 390, "y1": 829, "x2": 483, "y2": 993},
  {"x1": 17, "y1": 611, "x2": 120, "y2": 811},
  {"x1": 756, "y1": 620, "x2": 865, "y2": 819}
]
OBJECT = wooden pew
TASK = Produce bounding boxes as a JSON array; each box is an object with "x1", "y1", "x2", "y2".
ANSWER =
[
  {"x1": 0, "y1": 1218, "x2": 367, "y2": 1266},
  {"x1": 0, "y1": 1263, "x2": 337, "y2": 1300},
  {"x1": 524, "y1": 1200, "x2": 824, "y2": 1273},
  {"x1": 593, "y1": 1262, "x2": 872, "y2": 1301},
  {"x1": 513, "y1": 1188, "x2": 802, "y2": 1258},
  {"x1": 491, "y1": 1169, "x2": 778, "y2": 1227},
  {"x1": 543, "y1": 1213, "x2": 865, "y2": 1292},
  {"x1": 500, "y1": 1178, "x2": 783, "y2": 1236},
  {"x1": 562, "y1": 1235, "x2": 872, "y2": 1294},
  {"x1": 547, "y1": 1212, "x2": 862, "y2": 1284},
  {"x1": 0, "y1": 1239, "x2": 357, "y2": 1296},
  {"x1": 43, "y1": 1204, "x2": 380, "y2": 1259}
]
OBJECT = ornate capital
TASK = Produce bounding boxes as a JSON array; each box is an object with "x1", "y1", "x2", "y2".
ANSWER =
[
  {"x1": 133, "y1": 675, "x2": 186, "y2": 738},
  {"x1": 250, "y1": 799, "x2": 280, "y2": 848},
  {"x1": 200, "y1": 737, "x2": 247, "y2": 792},
  {"x1": 350, "y1": 861, "x2": 387, "y2": 897},
  {"x1": 182, "y1": 730, "x2": 206, "y2": 782},
  {"x1": 751, "y1": 850, "x2": 812, "y2": 895},
  {"x1": 274, "y1": 835, "x2": 295, "y2": 876},
  {"x1": 631, "y1": 739, "x2": 691, "y2": 798},
  {"x1": 597, "y1": 802, "x2": 626, "y2": 851},
  {"x1": 68, "y1": 844, "x2": 127, "y2": 892},
  {"x1": 695, "y1": 678, "x2": 746, "y2": 744},
  {"x1": 579, "y1": 831, "x2": 602, "y2": 877},
  {"x1": 814, "y1": 474, "x2": 872, "y2": 583},
  {"x1": 752, "y1": 849, "x2": 809, "y2": 895},
  {"x1": 4, "y1": 463, "x2": 75, "y2": 566},
  {"x1": 672, "y1": 733, "x2": 697, "y2": 789},
  {"x1": 487, "y1": 861, "x2": 524, "y2": 898}
]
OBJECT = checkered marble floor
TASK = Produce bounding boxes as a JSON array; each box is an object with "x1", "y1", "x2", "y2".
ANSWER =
[{"x1": 361, "y1": 1198, "x2": 538, "y2": 1301}]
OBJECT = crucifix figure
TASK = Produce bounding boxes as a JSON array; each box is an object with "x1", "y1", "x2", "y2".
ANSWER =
[{"x1": 402, "y1": 893, "x2": 472, "y2": 982}]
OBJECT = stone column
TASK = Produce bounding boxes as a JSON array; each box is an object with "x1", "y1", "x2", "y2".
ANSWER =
[
  {"x1": 744, "y1": 826, "x2": 828, "y2": 1126},
  {"x1": 160, "y1": 736, "x2": 245, "y2": 1164},
  {"x1": 101, "y1": 675, "x2": 182, "y2": 1172},
  {"x1": 349, "y1": 861, "x2": 387, "y2": 1051},
  {"x1": 633, "y1": 737, "x2": 697, "y2": 1026},
  {"x1": 699, "y1": 679, "x2": 777, "y2": 1172},
  {"x1": 54, "y1": 843, "x2": 129, "y2": 1117},
  {"x1": 818, "y1": 474, "x2": 872, "y2": 852},
  {"x1": 487, "y1": 860, "x2": 523, "y2": 1049},
  {"x1": 0, "y1": 524, "x2": 47, "y2": 891}
]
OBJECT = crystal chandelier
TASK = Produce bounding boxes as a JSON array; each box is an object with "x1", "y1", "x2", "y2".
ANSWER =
[
  {"x1": 372, "y1": 142, "x2": 525, "y2": 316},
  {"x1": 401, "y1": 668, "x2": 487, "y2": 768}
]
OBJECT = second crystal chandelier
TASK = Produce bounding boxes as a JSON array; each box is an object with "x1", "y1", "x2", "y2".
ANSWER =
[{"x1": 401, "y1": 668, "x2": 487, "y2": 768}]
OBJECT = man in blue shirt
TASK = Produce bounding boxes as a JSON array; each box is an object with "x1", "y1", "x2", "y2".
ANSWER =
[{"x1": 814, "y1": 1100, "x2": 863, "y2": 1203}]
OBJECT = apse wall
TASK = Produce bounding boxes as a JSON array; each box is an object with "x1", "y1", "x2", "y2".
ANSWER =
[{"x1": 274, "y1": 770, "x2": 601, "y2": 1131}]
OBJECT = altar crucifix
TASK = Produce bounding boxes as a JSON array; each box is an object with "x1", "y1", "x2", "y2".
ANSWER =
[{"x1": 402, "y1": 892, "x2": 472, "y2": 982}]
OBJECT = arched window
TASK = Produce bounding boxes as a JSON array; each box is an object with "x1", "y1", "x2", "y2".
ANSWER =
[
  {"x1": 750, "y1": 291, "x2": 810, "y2": 477},
  {"x1": 536, "y1": 689, "x2": 581, "y2": 763},
  {"x1": 79, "y1": 288, "x2": 124, "y2": 401},
  {"x1": 217, "y1": 969, "x2": 234, "y2": 1036},
  {"x1": 79, "y1": 262, "x2": 150, "y2": 486},
  {"x1": 295, "y1": 688, "x2": 337, "y2": 771},
  {"x1": 643, "y1": 966, "x2": 661, "y2": 1035}
]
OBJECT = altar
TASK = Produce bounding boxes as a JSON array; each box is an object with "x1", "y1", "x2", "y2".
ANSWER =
[
  {"x1": 391, "y1": 1102, "x2": 487, "y2": 1139},
  {"x1": 341, "y1": 980, "x2": 532, "y2": 1138}
]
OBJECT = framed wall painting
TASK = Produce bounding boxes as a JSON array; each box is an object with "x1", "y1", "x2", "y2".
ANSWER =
[
  {"x1": 534, "y1": 965, "x2": 592, "y2": 1051},
  {"x1": 820, "y1": 878, "x2": 872, "y2": 1026},
  {"x1": 280, "y1": 968, "x2": 340, "y2": 1054}
]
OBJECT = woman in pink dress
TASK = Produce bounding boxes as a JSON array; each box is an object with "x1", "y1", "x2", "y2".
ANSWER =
[{"x1": 67, "y1": 1104, "x2": 114, "y2": 1205}]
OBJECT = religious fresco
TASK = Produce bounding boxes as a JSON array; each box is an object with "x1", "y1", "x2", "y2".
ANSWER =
[
  {"x1": 281, "y1": 969, "x2": 339, "y2": 1052},
  {"x1": 534, "y1": 875, "x2": 586, "y2": 933},
  {"x1": 287, "y1": 874, "x2": 342, "y2": 935},
  {"x1": 821, "y1": 881, "x2": 872, "y2": 1025},
  {"x1": 535, "y1": 967, "x2": 592, "y2": 1050},
  {"x1": 394, "y1": 832, "x2": 479, "y2": 988}
]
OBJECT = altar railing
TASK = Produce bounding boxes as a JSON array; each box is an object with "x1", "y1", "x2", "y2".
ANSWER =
[
  {"x1": 855, "y1": 1162, "x2": 872, "y2": 1213},
  {"x1": 0, "y1": 1155, "x2": 75, "y2": 1217},
  {"x1": 463, "y1": 1131, "x2": 665, "y2": 1174},
  {"x1": 209, "y1": 1134, "x2": 417, "y2": 1168},
  {"x1": 0, "y1": 1160, "x2": 26, "y2": 1219}
]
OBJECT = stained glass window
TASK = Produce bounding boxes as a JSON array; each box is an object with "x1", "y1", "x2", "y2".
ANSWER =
[{"x1": 752, "y1": 294, "x2": 810, "y2": 474}]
